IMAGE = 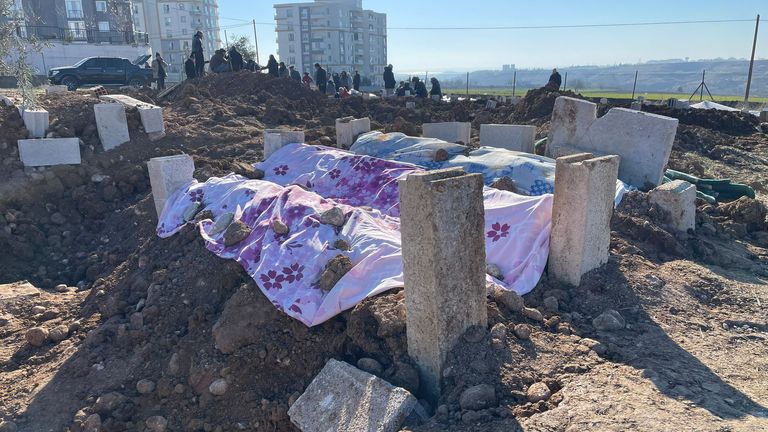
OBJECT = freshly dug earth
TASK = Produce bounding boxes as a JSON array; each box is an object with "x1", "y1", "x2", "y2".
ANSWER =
[{"x1": 1, "y1": 73, "x2": 767, "y2": 432}]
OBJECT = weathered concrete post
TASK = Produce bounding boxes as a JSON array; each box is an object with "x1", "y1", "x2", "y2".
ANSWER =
[
  {"x1": 649, "y1": 180, "x2": 696, "y2": 233},
  {"x1": 263, "y1": 129, "x2": 305, "y2": 159},
  {"x1": 335, "y1": 116, "x2": 371, "y2": 148},
  {"x1": 147, "y1": 154, "x2": 195, "y2": 217},
  {"x1": 398, "y1": 167, "x2": 487, "y2": 401},
  {"x1": 549, "y1": 153, "x2": 619, "y2": 286},
  {"x1": 479, "y1": 124, "x2": 537, "y2": 153},
  {"x1": 422, "y1": 122, "x2": 472, "y2": 145},
  {"x1": 94, "y1": 103, "x2": 130, "y2": 151},
  {"x1": 22, "y1": 108, "x2": 49, "y2": 138}
]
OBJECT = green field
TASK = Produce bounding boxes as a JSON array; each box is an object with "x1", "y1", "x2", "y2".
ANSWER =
[{"x1": 442, "y1": 87, "x2": 768, "y2": 104}]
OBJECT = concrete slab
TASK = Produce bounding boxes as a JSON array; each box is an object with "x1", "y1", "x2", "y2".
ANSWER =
[
  {"x1": 336, "y1": 116, "x2": 371, "y2": 148},
  {"x1": 22, "y1": 108, "x2": 49, "y2": 138},
  {"x1": 264, "y1": 129, "x2": 305, "y2": 160},
  {"x1": 399, "y1": 168, "x2": 487, "y2": 401},
  {"x1": 44, "y1": 85, "x2": 68, "y2": 94},
  {"x1": 18, "y1": 138, "x2": 81, "y2": 167},
  {"x1": 547, "y1": 96, "x2": 678, "y2": 189},
  {"x1": 94, "y1": 103, "x2": 130, "y2": 151},
  {"x1": 147, "y1": 154, "x2": 195, "y2": 217},
  {"x1": 485, "y1": 100, "x2": 497, "y2": 109},
  {"x1": 288, "y1": 359, "x2": 426, "y2": 432},
  {"x1": 549, "y1": 153, "x2": 619, "y2": 286},
  {"x1": 760, "y1": 110, "x2": 768, "y2": 122},
  {"x1": 100, "y1": 94, "x2": 165, "y2": 133},
  {"x1": 480, "y1": 124, "x2": 536, "y2": 153},
  {"x1": 422, "y1": 122, "x2": 472, "y2": 145},
  {"x1": 406, "y1": 101, "x2": 416, "y2": 110},
  {"x1": 650, "y1": 180, "x2": 696, "y2": 233}
]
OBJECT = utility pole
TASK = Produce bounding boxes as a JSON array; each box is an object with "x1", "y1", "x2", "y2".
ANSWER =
[
  {"x1": 744, "y1": 14, "x2": 760, "y2": 104},
  {"x1": 631, "y1": 70, "x2": 638, "y2": 100},
  {"x1": 563, "y1": 72, "x2": 567, "y2": 90},
  {"x1": 466, "y1": 72, "x2": 469, "y2": 96},
  {"x1": 512, "y1": 70, "x2": 516, "y2": 97},
  {"x1": 253, "y1": 19, "x2": 260, "y2": 65}
]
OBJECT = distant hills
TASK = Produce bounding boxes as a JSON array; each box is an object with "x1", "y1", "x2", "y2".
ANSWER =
[{"x1": 429, "y1": 59, "x2": 768, "y2": 97}]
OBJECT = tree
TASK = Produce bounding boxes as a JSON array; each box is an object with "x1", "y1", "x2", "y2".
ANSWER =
[
  {"x1": 229, "y1": 35, "x2": 256, "y2": 62},
  {"x1": 571, "y1": 79, "x2": 586, "y2": 91},
  {"x1": 0, "y1": 0, "x2": 45, "y2": 109}
]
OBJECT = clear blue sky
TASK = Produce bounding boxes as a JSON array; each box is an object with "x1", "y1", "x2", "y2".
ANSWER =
[{"x1": 218, "y1": 0, "x2": 767, "y2": 73}]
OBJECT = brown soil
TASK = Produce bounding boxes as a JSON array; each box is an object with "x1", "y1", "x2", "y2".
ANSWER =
[{"x1": 1, "y1": 73, "x2": 767, "y2": 432}]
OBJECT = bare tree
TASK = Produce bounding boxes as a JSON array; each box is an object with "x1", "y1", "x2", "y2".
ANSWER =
[{"x1": 0, "y1": 0, "x2": 46, "y2": 108}]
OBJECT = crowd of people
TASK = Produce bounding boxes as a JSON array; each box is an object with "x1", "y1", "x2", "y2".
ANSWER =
[{"x1": 146, "y1": 30, "x2": 561, "y2": 96}]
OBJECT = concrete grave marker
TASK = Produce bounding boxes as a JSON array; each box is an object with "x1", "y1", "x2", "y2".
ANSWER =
[
  {"x1": 94, "y1": 103, "x2": 130, "y2": 151},
  {"x1": 398, "y1": 167, "x2": 487, "y2": 401},
  {"x1": 100, "y1": 94, "x2": 165, "y2": 134},
  {"x1": 480, "y1": 124, "x2": 536, "y2": 153},
  {"x1": 549, "y1": 153, "x2": 619, "y2": 286},
  {"x1": 650, "y1": 180, "x2": 696, "y2": 233},
  {"x1": 547, "y1": 96, "x2": 678, "y2": 189},
  {"x1": 405, "y1": 101, "x2": 416, "y2": 110},
  {"x1": 422, "y1": 121, "x2": 471, "y2": 145},
  {"x1": 485, "y1": 100, "x2": 497, "y2": 109},
  {"x1": 288, "y1": 359, "x2": 426, "y2": 432},
  {"x1": 18, "y1": 138, "x2": 81, "y2": 167},
  {"x1": 147, "y1": 154, "x2": 195, "y2": 217},
  {"x1": 335, "y1": 116, "x2": 371, "y2": 148},
  {"x1": 263, "y1": 129, "x2": 305, "y2": 159},
  {"x1": 22, "y1": 108, "x2": 49, "y2": 138}
]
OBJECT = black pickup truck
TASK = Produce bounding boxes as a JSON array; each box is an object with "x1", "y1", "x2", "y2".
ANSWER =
[{"x1": 48, "y1": 55, "x2": 153, "y2": 90}]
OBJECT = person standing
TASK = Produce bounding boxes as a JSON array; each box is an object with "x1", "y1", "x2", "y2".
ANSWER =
[
  {"x1": 151, "y1": 52, "x2": 169, "y2": 90},
  {"x1": 192, "y1": 31, "x2": 205, "y2": 76},
  {"x1": 547, "y1": 68, "x2": 562, "y2": 90},
  {"x1": 184, "y1": 55, "x2": 196, "y2": 80},
  {"x1": 267, "y1": 55, "x2": 279, "y2": 77},
  {"x1": 279, "y1": 62, "x2": 289, "y2": 78},
  {"x1": 228, "y1": 46, "x2": 243, "y2": 71},
  {"x1": 302, "y1": 72, "x2": 313, "y2": 88},
  {"x1": 383, "y1": 64, "x2": 396, "y2": 97},
  {"x1": 289, "y1": 65, "x2": 301, "y2": 81},
  {"x1": 340, "y1": 71, "x2": 351, "y2": 90},
  {"x1": 429, "y1": 77, "x2": 442, "y2": 98},
  {"x1": 314, "y1": 63, "x2": 327, "y2": 93},
  {"x1": 353, "y1": 70, "x2": 361, "y2": 91}
]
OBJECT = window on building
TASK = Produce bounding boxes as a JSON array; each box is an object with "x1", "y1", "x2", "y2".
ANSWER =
[
  {"x1": 67, "y1": 20, "x2": 86, "y2": 39},
  {"x1": 65, "y1": 0, "x2": 83, "y2": 18},
  {"x1": 178, "y1": 3, "x2": 185, "y2": 10},
  {"x1": 289, "y1": 45, "x2": 295, "y2": 53},
  {"x1": 163, "y1": 4, "x2": 170, "y2": 13},
  {"x1": 180, "y1": 16, "x2": 186, "y2": 23},
  {"x1": 354, "y1": 33, "x2": 359, "y2": 41},
  {"x1": 327, "y1": 32, "x2": 330, "y2": 38},
  {"x1": 97, "y1": 21, "x2": 109, "y2": 31},
  {"x1": 167, "y1": 32, "x2": 173, "y2": 39},
  {"x1": 95, "y1": 1, "x2": 106, "y2": 12},
  {"x1": 183, "y1": 41, "x2": 189, "y2": 49},
  {"x1": 302, "y1": 33, "x2": 309, "y2": 42},
  {"x1": 182, "y1": 28, "x2": 187, "y2": 35},
  {"x1": 133, "y1": 5, "x2": 138, "y2": 14},
  {"x1": 286, "y1": 9, "x2": 293, "y2": 17},
  {"x1": 288, "y1": 33, "x2": 294, "y2": 41},
  {"x1": 170, "y1": 41, "x2": 175, "y2": 49}
]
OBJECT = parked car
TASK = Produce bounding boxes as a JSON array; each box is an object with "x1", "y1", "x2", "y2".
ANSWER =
[{"x1": 48, "y1": 55, "x2": 152, "y2": 90}]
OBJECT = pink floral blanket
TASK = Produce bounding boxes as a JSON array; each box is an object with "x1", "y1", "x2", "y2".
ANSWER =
[{"x1": 157, "y1": 144, "x2": 552, "y2": 326}]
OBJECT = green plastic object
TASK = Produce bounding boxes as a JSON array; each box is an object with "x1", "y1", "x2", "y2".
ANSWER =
[{"x1": 663, "y1": 169, "x2": 754, "y2": 203}]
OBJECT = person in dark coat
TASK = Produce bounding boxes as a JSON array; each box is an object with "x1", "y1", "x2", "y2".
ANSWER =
[
  {"x1": 413, "y1": 77, "x2": 428, "y2": 98},
  {"x1": 314, "y1": 63, "x2": 327, "y2": 93},
  {"x1": 352, "y1": 71, "x2": 361, "y2": 91},
  {"x1": 429, "y1": 77, "x2": 442, "y2": 98},
  {"x1": 396, "y1": 81, "x2": 411, "y2": 97},
  {"x1": 228, "y1": 46, "x2": 243, "y2": 71},
  {"x1": 332, "y1": 72, "x2": 341, "y2": 91},
  {"x1": 209, "y1": 49, "x2": 229, "y2": 73},
  {"x1": 383, "y1": 64, "x2": 396, "y2": 91},
  {"x1": 289, "y1": 65, "x2": 301, "y2": 81},
  {"x1": 546, "y1": 68, "x2": 562, "y2": 90},
  {"x1": 267, "y1": 55, "x2": 279, "y2": 77},
  {"x1": 340, "y1": 71, "x2": 351, "y2": 90},
  {"x1": 184, "y1": 55, "x2": 197, "y2": 80},
  {"x1": 191, "y1": 31, "x2": 205, "y2": 76},
  {"x1": 279, "y1": 62, "x2": 289, "y2": 78}
]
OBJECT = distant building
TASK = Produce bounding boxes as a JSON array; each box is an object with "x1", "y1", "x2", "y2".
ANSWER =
[
  {"x1": 502, "y1": 64, "x2": 515, "y2": 72},
  {"x1": 2, "y1": 0, "x2": 149, "y2": 73},
  {"x1": 132, "y1": 0, "x2": 223, "y2": 76},
  {"x1": 274, "y1": 0, "x2": 387, "y2": 86}
]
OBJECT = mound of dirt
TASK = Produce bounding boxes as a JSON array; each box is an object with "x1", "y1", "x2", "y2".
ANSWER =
[
  {"x1": 644, "y1": 104, "x2": 761, "y2": 136},
  {"x1": 508, "y1": 87, "x2": 583, "y2": 122}
]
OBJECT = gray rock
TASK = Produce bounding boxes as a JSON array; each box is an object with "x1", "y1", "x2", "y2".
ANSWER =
[
  {"x1": 490, "y1": 323, "x2": 507, "y2": 341},
  {"x1": 209, "y1": 212, "x2": 234, "y2": 235},
  {"x1": 288, "y1": 359, "x2": 427, "y2": 432},
  {"x1": 145, "y1": 415, "x2": 168, "y2": 432},
  {"x1": 592, "y1": 309, "x2": 626, "y2": 331},
  {"x1": 317, "y1": 254, "x2": 353, "y2": 291},
  {"x1": 54, "y1": 283, "x2": 69, "y2": 292},
  {"x1": 48, "y1": 324, "x2": 69, "y2": 342},
  {"x1": 459, "y1": 384, "x2": 497, "y2": 410},
  {"x1": 136, "y1": 379, "x2": 156, "y2": 394},
  {"x1": 333, "y1": 239, "x2": 351, "y2": 251},
  {"x1": 182, "y1": 201, "x2": 202, "y2": 222},
  {"x1": 50, "y1": 212, "x2": 67, "y2": 225},
  {"x1": 522, "y1": 307, "x2": 544, "y2": 322},
  {"x1": 93, "y1": 391, "x2": 127, "y2": 415},
  {"x1": 319, "y1": 207, "x2": 345, "y2": 227},
  {"x1": 527, "y1": 382, "x2": 551, "y2": 402},
  {"x1": 357, "y1": 357, "x2": 383, "y2": 375},
  {"x1": 0, "y1": 421, "x2": 18, "y2": 432},
  {"x1": 514, "y1": 324, "x2": 532, "y2": 340},
  {"x1": 485, "y1": 263, "x2": 504, "y2": 281},
  {"x1": 543, "y1": 296, "x2": 559, "y2": 313},
  {"x1": 82, "y1": 414, "x2": 101, "y2": 432},
  {"x1": 209, "y1": 378, "x2": 228, "y2": 396},
  {"x1": 25, "y1": 327, "x2": 48, "y2": 346},
  {"x1": 492, "y1": 287, "x2": 524, "y2": 312},
  {"x1": 223, "y1": 220, "x2": 252, "y2": 246},
  {"x1": 272, "y1": 219, "x2": 289, "y2": 235}
]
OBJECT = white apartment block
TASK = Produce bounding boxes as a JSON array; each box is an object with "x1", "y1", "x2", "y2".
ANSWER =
[
  {"x1": 274, "y1": 0, "x2": 387, "y2": 86},
  {"x1": 132, "y1": 0, "x2": 222, "y2": 76}
]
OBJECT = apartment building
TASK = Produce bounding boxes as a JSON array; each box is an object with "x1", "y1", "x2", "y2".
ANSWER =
[
  {"x1": 3, "y1": 0, "x2": 149, "y2": 73},
  {"x1": 274, "y1": 0, "x2": 387, "y2": 86},
  {"x1": 132, "y1": 0, "x2": 222, "y2": 75}
]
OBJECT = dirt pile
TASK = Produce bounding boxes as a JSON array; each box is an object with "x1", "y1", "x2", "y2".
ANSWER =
[
  {"x1": 1, "y1": 71, "x2": 768, "y2": 431},
  {"x1": 644, "y1": 104, "x2": 761, "y2": 135},
  {"x1": 508, "y1": 87, "x2": 583, "y2": 122}
]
